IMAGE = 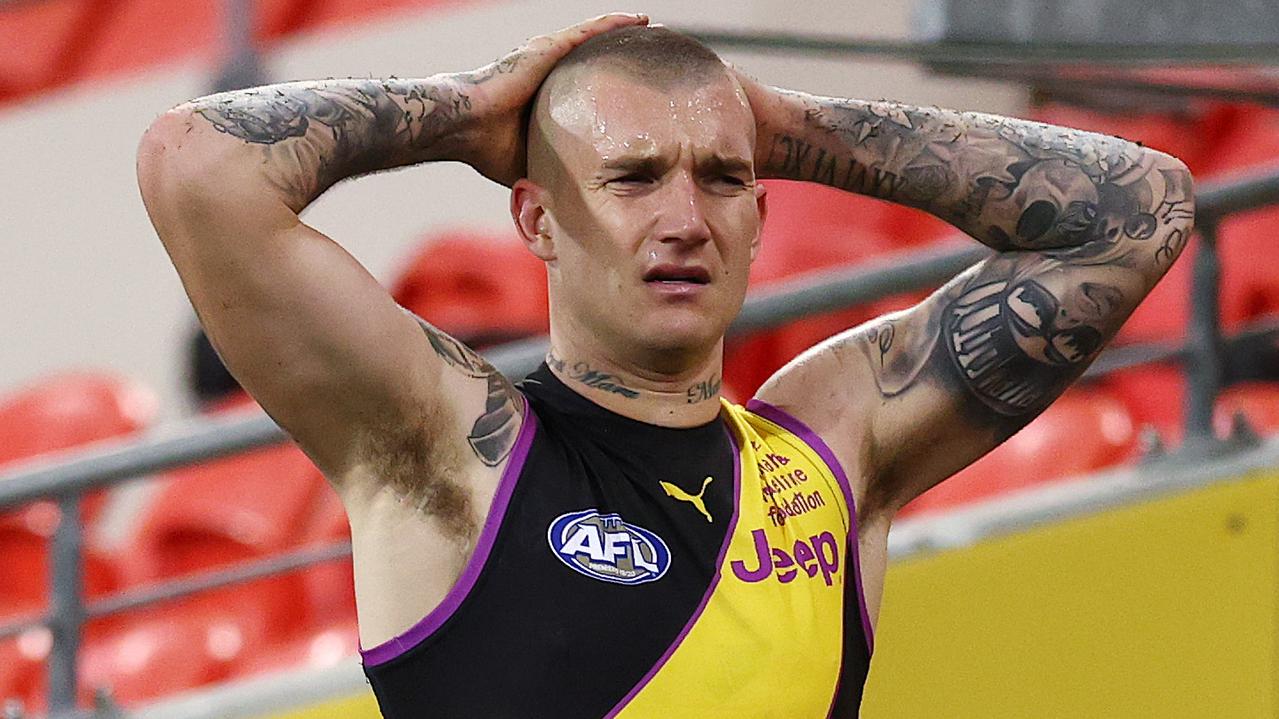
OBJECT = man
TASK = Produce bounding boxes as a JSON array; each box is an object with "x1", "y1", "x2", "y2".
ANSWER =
[{"x1": 136, "y1": 14, "x2": 1194, "y2": 718}]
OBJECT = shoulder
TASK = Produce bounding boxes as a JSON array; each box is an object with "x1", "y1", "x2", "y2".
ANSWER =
[{"x1": 749, "y1": 343, "x2": 881, "y2": 517}]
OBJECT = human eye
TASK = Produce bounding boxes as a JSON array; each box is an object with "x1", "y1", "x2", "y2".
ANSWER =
[
  {"x1": 706, "y1": 173, "x2": 749, "y2": 193},
  {"x1": 610, "y1": 173, "x2": 654, "y2": 186}
]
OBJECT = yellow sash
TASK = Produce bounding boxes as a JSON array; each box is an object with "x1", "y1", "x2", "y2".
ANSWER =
[{"x1": 613, "y1": 400, "x2": 861, "y2": 718}]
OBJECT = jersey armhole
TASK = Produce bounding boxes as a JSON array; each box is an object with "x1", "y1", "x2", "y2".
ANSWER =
[
  {"x1": 743, "y1": 398, "x2": 875, "y2": 654},
  {"x1": 360, "y1": 395, "x2": 539, "y2": 667}
]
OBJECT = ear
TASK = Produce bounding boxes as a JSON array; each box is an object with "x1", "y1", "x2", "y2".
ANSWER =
[
  {"x1": 511, "y1": 178, "x2": 556, "y2": 261},
  {"x1": 750, "y1": 181, "x2": 768, "y2": 263}
]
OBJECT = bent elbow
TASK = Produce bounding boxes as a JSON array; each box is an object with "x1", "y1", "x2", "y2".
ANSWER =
[
  {"x1": 136, "y1": 110, "x2": 217, "y2": 213},
  {"x1": 1138, "y1": 152, "x2": 1196, "y2": 276},
  {"x1": 1148, "y1": 150, "x2": 1195, "y2": 206},
  {"x1": 1155, "y1": 152, "x2": 1195, "y2": 235},
  {"x1": 136, "y1": 112, "x2": 182, "y2": 204}
]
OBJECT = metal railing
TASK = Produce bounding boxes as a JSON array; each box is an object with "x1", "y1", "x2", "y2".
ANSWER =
[{"x1": 1, "y1": 166, "x2": 1278, "y2": 717}]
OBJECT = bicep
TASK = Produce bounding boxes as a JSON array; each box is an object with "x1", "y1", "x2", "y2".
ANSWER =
[
  {"x1": 843, "y1": 223, "x2": 1182, "y2": 512},
  {"x1": 140, "y1": 123, "x2": 509, "y2": 478}
]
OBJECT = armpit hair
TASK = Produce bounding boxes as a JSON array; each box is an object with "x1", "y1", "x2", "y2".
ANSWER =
[{"x1": 357, "y1": 399, "x2": 479, "y2": 544}]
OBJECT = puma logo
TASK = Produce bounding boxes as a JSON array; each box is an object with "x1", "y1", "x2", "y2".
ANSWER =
[{"x1": 659, "y1": 476, "x2": 714, "y2": 523}]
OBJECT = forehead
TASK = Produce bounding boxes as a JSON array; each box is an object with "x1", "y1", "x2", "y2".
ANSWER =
[{"x1": 548, "y1": 69, "x2": 755, "y2": 165}]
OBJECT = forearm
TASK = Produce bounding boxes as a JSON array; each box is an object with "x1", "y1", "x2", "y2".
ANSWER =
[
  {"x1": 754, "y1": 90, "x2": 1190, "y2": 254},
  {"x1": 159, "y1": 75, "x2": 475, "y2": 212}
]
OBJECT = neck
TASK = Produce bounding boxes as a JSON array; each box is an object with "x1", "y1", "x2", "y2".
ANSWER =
[{"x1": 545, "y1": 341, "x2": 725, "y2": 428}]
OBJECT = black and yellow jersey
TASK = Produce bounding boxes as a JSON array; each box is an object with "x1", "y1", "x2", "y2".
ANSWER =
[{"x1": 361, "y1": 364, "x2": 873, "y2": 718}]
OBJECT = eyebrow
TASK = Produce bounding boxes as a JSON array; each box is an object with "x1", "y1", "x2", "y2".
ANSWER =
[
  {"x1": 600, "y1": 154, "x2": 753, "y2": 176},
  {"x1": 600, "y1": 155, "x2": 666, "y2": 175},
  {"x1": 700, "y1": 155, "x2": 753, "y2": 175}
]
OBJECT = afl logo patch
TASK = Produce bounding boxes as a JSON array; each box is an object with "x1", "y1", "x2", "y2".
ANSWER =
[{"x1": 547, "y1": 509, "x2": 671, "y2": 585}]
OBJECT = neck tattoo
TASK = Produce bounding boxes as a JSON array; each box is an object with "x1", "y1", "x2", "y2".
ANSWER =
[
  {"x1": 685, "y1": 374, "x2": 722, "y2": 404},
  {"x1": 547, "y1": 353, "x2": 640, "y2": 399},
  {"x1": 547, "y1": 353, "x2": 722, "y2": 404}
]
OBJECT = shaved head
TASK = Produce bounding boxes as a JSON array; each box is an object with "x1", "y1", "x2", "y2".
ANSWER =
[
  {"x1": 545, "y1": 25, "x2": 728, "y2": 89},
  {"x1": 528, "y1": 26, "x2": 738, "y2": 186}
]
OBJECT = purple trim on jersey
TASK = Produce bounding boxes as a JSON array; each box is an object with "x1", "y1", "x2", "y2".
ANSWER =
[
  {"x1": 359, "y1": 401, "x2": 539, "y2": 667},
  {"x1": 745, "y1": 399, "x2": 875, "y2": 656},
  {"x1": 603, "y1": 423, "x2": 743, "y2": 718}
]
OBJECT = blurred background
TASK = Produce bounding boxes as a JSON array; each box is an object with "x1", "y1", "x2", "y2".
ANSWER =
[{"x1": 0, "y1": 0, "x2": 1277, "y2": 717}]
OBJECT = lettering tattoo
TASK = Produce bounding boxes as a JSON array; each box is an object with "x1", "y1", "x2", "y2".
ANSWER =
[
  {"x1": 413, "y1": 315, "x2": 523, "y2": 466},
  {"x1": 546, "y1": 353, "x2": 640, "y2": 399},
  {"x1": 866, "y1": 321, "x2": 895, "y2": 366},
  {"x1": 685, "y1": 374, "x2": 722, "y2": 404},
  {"x1": 191, "y1": 77, "x2": 472, "y2": 207},
  {"x1": 768, "y1": 134, "x2": 905, "y2": 198},
  {"x1": 1156, "y1": 226, "x2": 1189, "y2": 267}
]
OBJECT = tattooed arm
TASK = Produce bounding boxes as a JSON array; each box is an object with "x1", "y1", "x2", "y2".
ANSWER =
[
  {"x1": 743, "y1": 80, "x2": 1195, "y2": 517},
  {"x1": 136, "y1": 15, "x2": 645, "y2": 484}
]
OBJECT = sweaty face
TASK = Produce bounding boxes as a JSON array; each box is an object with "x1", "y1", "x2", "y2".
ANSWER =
[{"x1": 531, "y1": 68, "x2": 763, "y2": 366}]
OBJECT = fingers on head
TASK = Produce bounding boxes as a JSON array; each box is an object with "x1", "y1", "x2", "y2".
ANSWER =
[
  {"x1": 557, "y1": 13, "x2": 648, "y2": 48},
  {"x1": 523, "y1": 13, "x2": 648, "y2": 64},
  {"x1": 580, "y1": 12, "x2": 649, "y2": 32}
]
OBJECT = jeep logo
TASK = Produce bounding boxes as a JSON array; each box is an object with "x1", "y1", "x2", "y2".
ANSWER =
[{"x1": 730, "y1": 528, "x2": 840, "y2": 586}]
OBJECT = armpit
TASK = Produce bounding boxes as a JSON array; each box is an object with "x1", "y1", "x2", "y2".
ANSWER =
[{"x1": 365, "y1": 403, "x2": 473, "y2": 530}]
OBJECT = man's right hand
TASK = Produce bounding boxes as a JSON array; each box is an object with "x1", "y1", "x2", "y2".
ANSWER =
[{"x1": 453, "y1": 12, "x2": 648, "y2": 187}]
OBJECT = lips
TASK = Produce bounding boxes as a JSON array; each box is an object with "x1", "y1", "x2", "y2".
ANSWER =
[{"x1": 642, "y1": 264, "x2": 711, "y2": 285}]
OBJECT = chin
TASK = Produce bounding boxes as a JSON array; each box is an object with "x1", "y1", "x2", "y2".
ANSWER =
[{"x1": 634, "y1": 311, "x2": 725, "y2": 355}]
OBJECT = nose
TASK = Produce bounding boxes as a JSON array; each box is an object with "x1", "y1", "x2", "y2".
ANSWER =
[{"x1": 656, "y1": 170, "x2": 711, "y2": 248}]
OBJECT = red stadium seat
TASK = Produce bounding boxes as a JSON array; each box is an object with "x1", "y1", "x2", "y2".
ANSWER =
[
  {"x1": 78, "y1": 610, "x2": 222, "y2": 705},
  {"x1": 764, "y1": 231, "x2": 920, "y2": 372},
  {"x1": 123, "y1": 441, "x2": 325, "y2": 581},
  {"x1": 758, "y1": 179, "x2": 898, "y2": 237},
  {"x1": 0, "y1": 629, "x2": 49, "y2": 710},
  {"x1": 1200, "y1": 105, "x2": 1279, "y2": 177},
  {"x1": 0, "y1": 373, "x2": 156, "y2": 619},
  {"x1": 0, "y1": 372, "x2": 157, "y2": 466},
  {"x1": 231, "y1": 618, "x2": 360, "y2": 681},
  {"x1": 11, "y1": 609, "x2": 226, "y2": 710},
  {"x1": 902, "y1": 388, "x2": 1139, "y2": 516},
  {"x1": 119, "y1": 440, "x2": 327, "y2": 646},
  {"x1": 1218, "y1": 211, "x2": 1279, "y2": 326},
  {"x1": 1100, "y1": 365, "x2": 1186, "y2": 445},
  {"x1": 1214, "y1": 382, "x2": 1279, "y2": 437},
  {"x1": 2, "y1": 606, "x2": 232, "y2": 712},
  {"x1": 391, "y1": 230, "x2": 549, "y2": 346},
  {"x1": 297, "y1": 490, "x2": 357, "y2": 627},
  {"x1": 877, "y1": 204, "x2": 953, "y2": 249},
  {"x1": 0, "y1": 512, "x2": 120, "y2": 618},
  {"x1": 1209, "y1": 110, "x2": 1279, "y2": 328},
  {"x1": 0, "y1": 371, "x2": 158, "y2": 514},
  {"x1": 726, "y1": 181, "x2": 917, "y2": 397}
]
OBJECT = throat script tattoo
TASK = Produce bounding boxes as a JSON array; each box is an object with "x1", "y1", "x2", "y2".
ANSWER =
[
  {"x1": 546, "y1": 353, "x2": 640, "y2": 399},
  {"x1": 686, "y1": 374, "x2": 722, "y2": 404}
]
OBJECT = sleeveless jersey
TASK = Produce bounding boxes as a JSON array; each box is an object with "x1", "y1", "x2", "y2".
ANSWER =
[{"x1": 360, "y1": 365, "x2": 873, "y2": 718}]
